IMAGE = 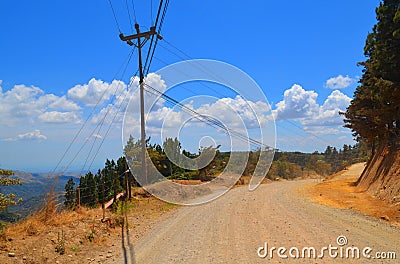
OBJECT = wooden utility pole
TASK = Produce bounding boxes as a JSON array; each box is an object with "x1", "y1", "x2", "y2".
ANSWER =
[{"x1": 120, "y1": 24, "x2": 162, "y2": 185}]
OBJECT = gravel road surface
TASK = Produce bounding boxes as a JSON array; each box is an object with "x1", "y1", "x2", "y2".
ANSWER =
[{"x1": 114, "y1": 165, "x2": 400, "y2": 263}]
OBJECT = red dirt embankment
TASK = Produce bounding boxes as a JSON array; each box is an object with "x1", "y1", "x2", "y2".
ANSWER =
[
  {"x1": 357, "y1": 143, "x2": 400, "y2": 204},
  {"x1": 307, "y1": 163, "x2": 400, "y2": 225}
]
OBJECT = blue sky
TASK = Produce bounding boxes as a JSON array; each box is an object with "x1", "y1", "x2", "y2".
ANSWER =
[{"x1": 0, "y1": 1, "x2": 380, "y2": 173}]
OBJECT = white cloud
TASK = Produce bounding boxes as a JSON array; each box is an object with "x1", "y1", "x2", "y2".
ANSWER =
[
  {"x1": 147, "y1": 107, "x2": 183, "y2": 128},
  {"x1": 302, "y1": 90, "x2": 351, "y2": 128},
  {"x1": 0, "y1": 84, "x2": 81, "y2": 126},
  {"x1": 273, "y1": 84, "x2": 352, "y2": 135},
  {"x1": 38, "y1": 111, "x2": 81, "y2": 124},
  {"x1": 67, "y1": 78, "x2": 127, "y2": 106},
  {"x1": 123, "y1": 93, "x2": 274, "y2": 146},
  {"x1": 273, "y1": 84, "x2": 319, "y2": 120},
  {"x1": 195, "y1": 95, "x2": 272, "y2": 129},
  {"x1": 92, "y1": 74, "x2": 167, "y2": 126},
  {"x1": 4, "y1": 129, "x2": 47, "y2": 141},
  {"x1": 325, "y1": 75, "x2": 355, "y2": 89},
  {"x1": 47, "y1": 95, "x2": 81, "y2": 111}
]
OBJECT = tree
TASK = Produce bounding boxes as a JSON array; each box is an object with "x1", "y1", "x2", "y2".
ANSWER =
[
  {"x1": 124, "y1": 136, "x2": 144, "y2": 183},
  {"x1": 0, "y1": 169, "x2": 22, "y2": 210},
  {"x1": 343, "y1": 0, "x2": 400, "y2": 145},
  {"x1": 64, "y1": 178, "x2": 76, "y2": 209},
  {"x1": 197, "y1": 145, "x2": 220, "y2": 181},
  {"x1": 78, "y1": 171, "x2": 98, "y2": 208},
  {"x1": 163, "y1": 137, "x2": 182, "y2": 176}
]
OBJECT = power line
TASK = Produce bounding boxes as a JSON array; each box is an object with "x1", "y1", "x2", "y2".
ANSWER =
[
  {"x1": 87, "y1": 69, "x2": 140, "y2": 172},
  {"x1": 107, "y1": 0, "x2": 122, "y2": 33},
  {"x1": 156, "y1": 38, "x2": 338, "y2": 150},
  {"x1": 57, "y1": 48, "x2": 136, "y2": 176},
  {"x1": 143, "y1": 83, "x2": 274, "y2": 150},
  {"x1": 143, "y1": 0, "x2": 169, "y2": 75},
  {"x1": 131, "y1": 0, "x2": 137, "y2": 23},
  {"x1": 152, "y1": 54, "x2": 225, "y2": 98},
  {"x1": 51, "y1": 49, "x2": 135, "y2": 176},
  {"x1": 158, "y1": 0, "x2": 169, "y2": 34},
  {"x1": 125, "y1": 0, "x2": 135, "y2": 31},
  {"x1": 77, "y1": 52, "x2": 136, "y2": 175},
  {"x1": 157, "y1": 39, "x2": 234, "y2": 97}
]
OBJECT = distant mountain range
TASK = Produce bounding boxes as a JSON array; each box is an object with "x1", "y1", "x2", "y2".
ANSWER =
[{"x1": 0, "y1": 171, "x2": 80, "y2": 222}]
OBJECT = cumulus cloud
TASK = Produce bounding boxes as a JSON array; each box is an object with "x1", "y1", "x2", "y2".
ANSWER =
[
  {"x1": 38, "y1": 111, "x2": 81, "y2": 124},
  {"x1": 273, "y1": 84, "x2": 319, "y2": 120},
  {"x1": 0, "y1": 84, "x2": 81, "y2": 126},
  {"x1": 67, "y1": 78, "x2": 127, "y2": 106},
  {"x1": 302, "y1": 90, "x2": 351, "y2": 128},
  {"x1": 92, "y1": 74, "x2": 167, "y2": 125},
  {"x1": 325, "y1": 75, "x2": 355, "y2": 89},
  {"x1": 195, "y1": 95, "x2": 272, "y2": 129},
  {"x1": 273, "y1": 84, "x2": 352, "y2": 134},
  {"x1": 123, "y1": 93, "x2": 274, "y2": 143},
  {"x1": 47, "y1": 95, "x2": 81, "y2": 111},
  {"x1": 4, "y1": 129, "x2": 47, "y2": 141}
]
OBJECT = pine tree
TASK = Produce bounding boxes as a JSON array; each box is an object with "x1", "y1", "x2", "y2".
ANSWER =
[
  {"x1": 85, "y1": 172, "x2": 97, "y2": 208},
  {"x1": 64, "y1": 178, "x2": 76, "y2": 209},
  {"x1": 343, "y1": 0, "x2": 400, "y2": 144}
]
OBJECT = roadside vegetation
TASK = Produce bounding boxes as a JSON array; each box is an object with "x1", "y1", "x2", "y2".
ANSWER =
[
  {"x1": 341, "y1": 0, "x2": 400, "y2": 202},
  {"x1": 0, "y1": 169, "x2": 22, "y2": 229},
  {"x1": 342, "y1": 0, "x2": 400, "y2": 148},
  {"x1": 68, "y1": 136, "x2": 368, "y2": 210}
]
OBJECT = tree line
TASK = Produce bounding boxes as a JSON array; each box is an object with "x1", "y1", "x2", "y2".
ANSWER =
[
  {"x1": 274, "y1": 143, "x2": 367, "y2": 178},
  {"x1": 65, "y1": 136, "x2": 366, "y2": 209},
  {"x1": 64, "y1": 157, "x2": 136, "y2": 209}
]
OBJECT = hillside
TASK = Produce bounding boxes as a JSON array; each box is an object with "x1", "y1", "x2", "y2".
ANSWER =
[
  {"x1": 356, "y1": 143, "x2": 400, "y2": 204},
  {"x1": 0, "y1": 172, "x2": 79, "y2": 222}
]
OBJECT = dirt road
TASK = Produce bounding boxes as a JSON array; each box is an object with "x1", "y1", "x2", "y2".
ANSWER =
[{"x1": 114, "y1": 164, "x2": 400, "y2": 263}]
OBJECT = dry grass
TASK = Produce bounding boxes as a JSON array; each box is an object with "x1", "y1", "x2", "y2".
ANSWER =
[
  {"x1": 0, "y1": 190, "x2": 180, "y2": 263},
  {"x1": 4, "y1": 193, "x2": 96, "y2": 239}
]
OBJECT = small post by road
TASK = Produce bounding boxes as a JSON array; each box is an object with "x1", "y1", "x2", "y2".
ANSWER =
[
  {"x1": 127, "y1": 161, "x2": 132, "y2": 200},
  {"x1": 125, "y1": 170, "x2": 129, "y2": 198},
  {"x1": 102, "y1": 170, "x2": 105, "y2": 220},
  {"x1": 76, "y1": 187, "x2": 80, "y2": 207},
  {"x1": 113, "y1": 171, "x2": 117, "y2": 206}
]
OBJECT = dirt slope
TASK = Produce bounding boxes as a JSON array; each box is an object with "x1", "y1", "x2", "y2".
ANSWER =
[
  {"x1": 110, "y1": 169, "x2": 400, "y2": 263},
  {"x1": 307, "y1": 163, "x2": 400, "y2": 224},
  {"x1": 357, "y1": 144, "x2": 400, "y2": 204}
]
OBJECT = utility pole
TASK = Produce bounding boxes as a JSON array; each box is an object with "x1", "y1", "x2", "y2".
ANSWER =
[{"x1": 120, "y1": 24, "x2": 162, "y2": 185}]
